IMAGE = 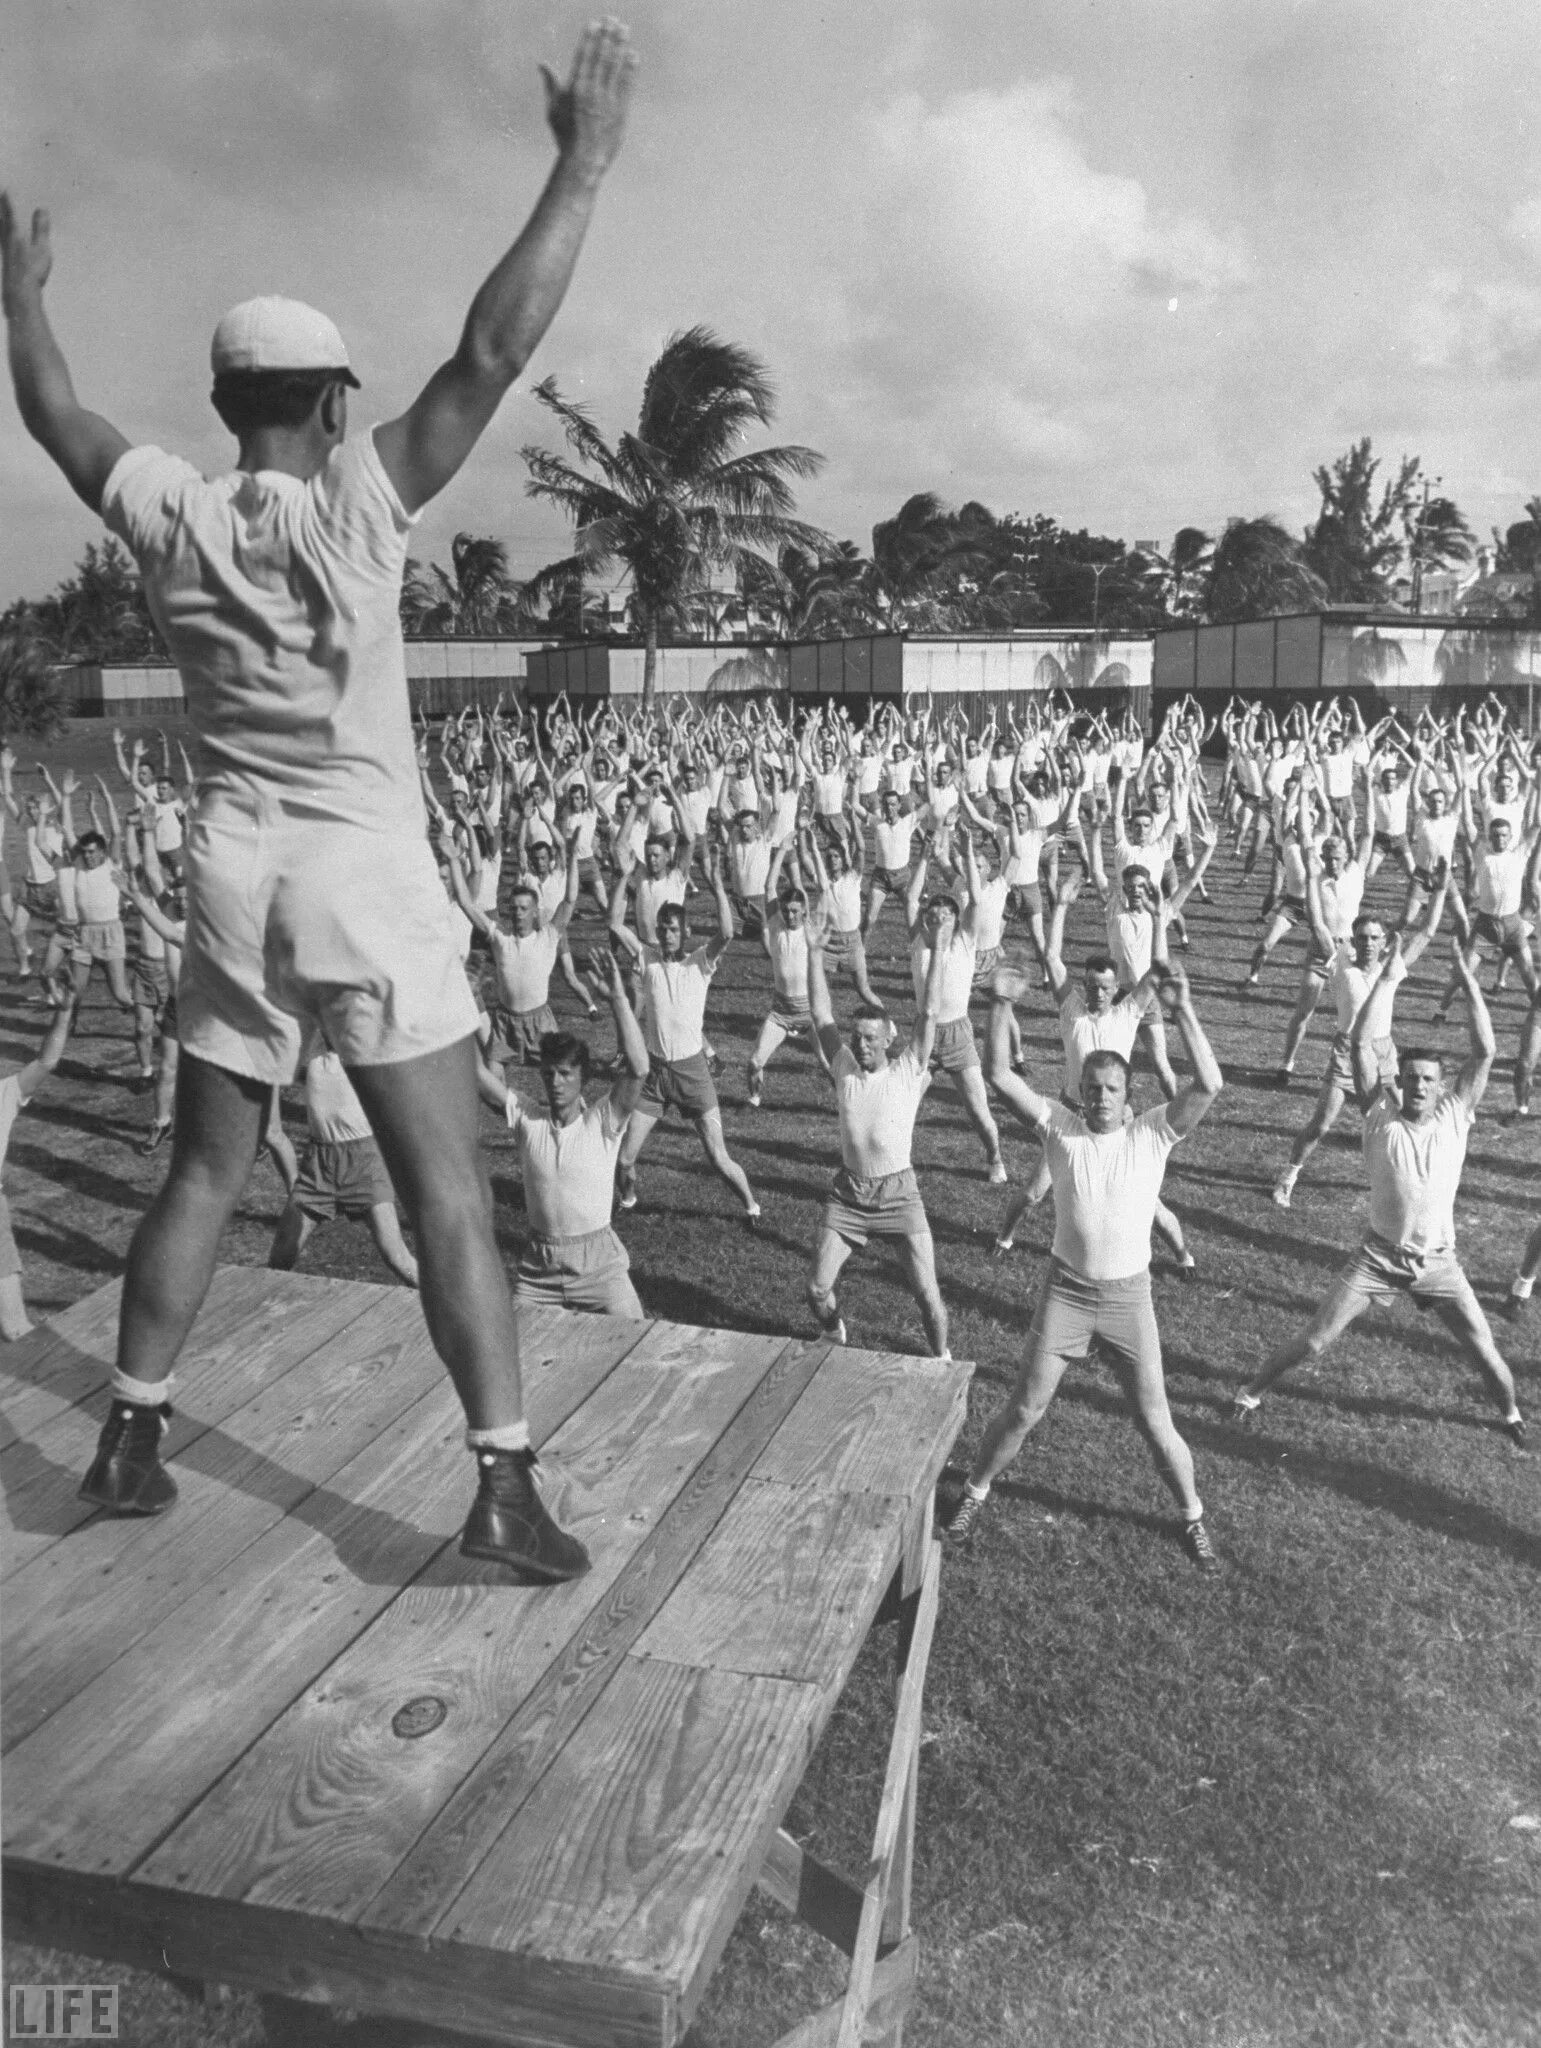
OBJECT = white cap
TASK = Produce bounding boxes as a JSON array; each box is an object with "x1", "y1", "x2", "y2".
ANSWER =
[{"x1": 210, "y1": 296, "x2": 360, "y2": 385}]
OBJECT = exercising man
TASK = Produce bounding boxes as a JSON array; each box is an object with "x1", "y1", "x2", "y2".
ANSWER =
[
  {"x1": 484, "y1": 945, "x2": 649, "y2": 1318},
  {"x1": 5, "y1": 20, "x2": 636, "y2": 1580},
  {"x1": 947, "y1": 961, "x2": 1225, "y2": 1568},
  {"x1": 1237, "y1": 943, "x2": 1525, "y2": 1447},
  {"x1": 803, "y1": 910, "x2": 949, "y2": 1358}
]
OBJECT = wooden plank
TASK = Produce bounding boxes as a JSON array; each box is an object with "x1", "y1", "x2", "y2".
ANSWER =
[
  {"x1": 440, "y1": 1656, "x2": 824, "y2": 1998},
  {"x1": 631, "y1": 1480, "x2": 899, "y2": 1682},
  {"x1": 5, "y1": 1860, "x2": 670, "y2": 2048},
  {"x1": 756, "y1": 1828, "x2": 864, "y2": 1958},
  {"x1": 0, "y1": 1268, "x2": 283, "y2": 1452},
  {"x1": 1, "y1": 1270, "x2": 379, "y2": 1577},
  {"x1": 833, "y1": 1545, "x2": 939, "y2": 2048},
  {"x1": 361, "y1": 1335, "x2": 832, "y2": 1943},
  {"x1": 751, "y1": 1352, "x2": 971, "y2": 1501},
  {"x1": 2, "y1": 1287, "x2": 559, "y2": 1750},
  {"x1": 0, "y1": 1275, "x2": 129, "y2": 1450},
  {"x1": 3, "y1": 1303, "x2": 628, "y2": 1878},
  {"x1": 768, "y1": 1936, "x2": 918, "y2": 2048},
  {"x1": 135, "y1": 1322, "x2": 780, "y2": 1921}
]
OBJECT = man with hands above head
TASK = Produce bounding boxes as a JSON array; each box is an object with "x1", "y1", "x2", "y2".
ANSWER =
[
  {"x1": 946, "y1": 959, "x2": 1225, "y2": 1571},
  {"x1": 4, "y1": 20, "x2": 637, "y2": 1583}
]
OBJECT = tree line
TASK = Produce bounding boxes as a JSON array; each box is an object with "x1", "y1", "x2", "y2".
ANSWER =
[{"x1": 4, "y1": 324, "x2": 1540, "y2": 729}]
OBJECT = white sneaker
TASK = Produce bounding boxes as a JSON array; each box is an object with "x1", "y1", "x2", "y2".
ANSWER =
[
  {"x1": 987, "y1": 1157, "x2": 1008, "y2": 1185},
  {"x1": 1271, "y1": 1177, "x2": 1295, "y2": 1209}
]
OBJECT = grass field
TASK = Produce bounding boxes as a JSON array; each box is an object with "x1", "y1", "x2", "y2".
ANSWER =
[{"x1": 3, "y1": 719, "x2": 1539, "y2": 2048}]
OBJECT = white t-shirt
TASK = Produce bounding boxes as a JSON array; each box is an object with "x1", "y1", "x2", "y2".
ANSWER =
[
  {"x1": 1040, "y1": 1101, "x2": 1180, "y2": 1281},
  {"x1": 1474, "y1": 846, "x2": 1527, "y2": 917},
  {"x1": 1364, "y1": 1093, "x2": 1472, "y2": 1254},
  {"x1": 74, "y1": 864, "x2": 121, "y2": 925},
  {"x1": 767, "y1": 916, "x2": 810, "y2": 1008},
  {"x1": 102, "y1": 433, "x2": 421, "y2": 834},
  {"x1": 824, "y1": 871, "x2": 862, "y2": 934},
  {"x1": 875, "y1": 813, "x2": 917, "y2": 872},
  {"x1": 730, "y1": 839, "x2": 772, "y2": 901},
  {"x1": 909, "y1": 929, "x2": 977, "y2": 1024},
  {"x1": 636, "y1": 871, "x2": 686, "y2": 946},
  {"x1": 832, "y1": 1044, "x2": 928, "y2": 1180},
  {"x1": 304, "y1": 1050, "x2": 373, "y2": 1145},
  {"x1": 505, "y1": 1092, "x2": 625, "y2": 1239},
  {"x1": 1326, "y1": 946, "x2": 1405, "y2": 1034},
  {"x1": 640, "y1": 946, "x2": 716, "y2": 1061},
  {"x1": 1371, "y1": 781, "x2": 1410, "y2": 835},
  {"x1": 1112, "y1": 832, "x2": 1169, "y2": 887},
  {"x1": 971, "y1": 876, "x2": 1010, "y2": 954},
  {"x1": 1106, "y1": 905, "x2": 1154, "y2": 986},
  {"x1": 1316, "y1": 861, "x2": 1365, "y2": 941},
  {"x1": 1059, "y1": 985, "x2": 1149, "y2": 1095},
  {"x1": 489, "y1": 925, "x2": 560, "y2": 1014}
]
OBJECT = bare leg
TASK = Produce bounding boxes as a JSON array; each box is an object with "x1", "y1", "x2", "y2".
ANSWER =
[
  {"x1": 1275, "y1": 1077, "x2": 1348, "y2": 1201},
  {"x1": 895, "y1": 1228, "x2": 948, "y2": 1356},
  {"x1": 266, "y1": 1201, "x2": 316, "y2": 1271},
  {"x1": 968, "y1": 1332, "x2": 1076, "y2": 1487},
  {"x1": 1239, "y1": 1267, "x2": 1370, "y2": 1401},
  {"x1": 949, "y1": 1062, "x2": 1003, "y2": 1172},
  {"x1": 263, "y1": 1085, "x2": 299, "y2": 1197},
  {"x1": 1430, "y1": 1294, "x2": 1520, "y2": 1419},
  {"x1": 116, "y1": 1052, "x2": 270, "y2": 1382},
  {"x1": 1515, "y1": 997, "x2": 1541, "y2": 1114},
  {"x1": 0, "y1": 1273, "x2": 34, "y2": 1342},
  {"x1": 366, "y1": 1202, "x2": 420, "y2": 1286},
  {"x1": 1110, "y1": 1312, "x2": 1201, "y2": 1513},
  {"x1": 346, "y1": 1034, "x2": 526, "y2": 1430},
  {"x1": 694, "y1": 1108, "x2": 758, "y2": 1215},
  {"x1": 806, "y1": 1227, "x2": 854, "y2": 1336},
  {"x1": 1279, "y1": 967, "x2": 1328, "y2": 1073}
]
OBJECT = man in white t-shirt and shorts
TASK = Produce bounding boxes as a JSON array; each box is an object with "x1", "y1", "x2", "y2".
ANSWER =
[
  {"x1": 1236, "y1": 943, "x2": 1525, "y2": 1447},
  {"x1": 903, "y1": 856, "x2": 1006, "y2": 1182},
  {"x1": 268, "y1": 1043, "x2": 419, "y2": 1287},
  {"x1": 803, "y1": 912, "x2": 949, "y2": 1358},
  {"x1": 5, "y1": 23, "x2": 636, "y2": 1581},
  {"x1": 482, "y1": 945, "x2": 649, "y2": 1318},
  {"x1": 946, "y1": 960, "x2": 1226, "y2": 1568},
  {"x1": 608, "y1": 846, "x2": 761, "y2": 1225}
]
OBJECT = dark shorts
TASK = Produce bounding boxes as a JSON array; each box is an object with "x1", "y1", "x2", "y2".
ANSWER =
[
  {"x1": 877, "y1": 865, "x2": 912, "y2": 893},
  {"x1": 638, "y1": 1049, "x2": 718, "y2": 1120},
  {"x1": 930, "y1": 1016, "x2": 980, "y2": 1074},
  {"x1": 1273, "y1": 893, "x2": 1307, "y2": 926},
  {"x1": 493, "y1": 1003, "x2": 558, "y2": 1064},
  {"x1": 1008, "y1": 882, "x2": 1044, "y2": 916},
  {"x1": 821, "y1": 1165, "x2": 930, "y2": 1247},
  {"x1": 1473, "y1": 911, "x2": 1531, "y2": 954},
  {"x1": 293, "y1": 1137, "x2": 395, "y2": 1222},
  {"x1": 162, "y1": 991, "x2": 179, "y2": 1042},
  {"x1": 131, "y1": 957, "x2": 171, "y2": 1011},
  {"x1": 0, "y1": 1192, "x2": 21, "y2": 1280},
  {"x1": 1372, "y1": 830, "x2": 1404, "y2": 854},
  {"x1": 824, "y1": 926, "x2": 859, "y2": 965},
  {"x1": 972, "y1": 946, "x2": 1003, "y2": 986},
  {"x1": 21, "y1": 879, "x2": 57, "y2": 919}
]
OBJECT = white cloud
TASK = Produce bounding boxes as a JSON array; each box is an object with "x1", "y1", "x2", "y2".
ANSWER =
[
  {"x1": 1407, "y1": 270, "x2": 1541, "y2": 380},
  {"x1": 1507, "y1": 194, "x2": 1541, "y2": 263}
]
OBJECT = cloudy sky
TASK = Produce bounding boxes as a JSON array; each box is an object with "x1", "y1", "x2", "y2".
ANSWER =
[{"x1": 3, "y1": 0, "x2": 1539, "y2": 605}]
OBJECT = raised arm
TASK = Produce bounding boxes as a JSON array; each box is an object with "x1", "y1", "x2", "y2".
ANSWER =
[
  {"x1": 592, "y1": 941, "x2": 649, "y2": 1122},
  {"x1": 2, "y1": 197, "x2": 130, "y2": 510},
  {"x1": 1449, "y1": 941, "x2": 1496, "y2": 1112},
  {"x1": 703, "y1": 841, "x2": 735, "y2": 964},
  {"x1": 805, "y1": 916, "x2": 843, "y2": 1075},
  {"x1": 909, "y1": 919, "x2": 944, "y2": 1071},
  {"x1": 13, "y1": 985, "x2": 78, "y2": 1103},
  {"x1": 981, "y1": 968, "x2": 1053, "y2": 1132},
  {"x1": 1159, "y1": 963, "x2": 1223, "y2": 1137},
  {"x1": 373, "y1": 23, "x2": 635, "y2": 515}
]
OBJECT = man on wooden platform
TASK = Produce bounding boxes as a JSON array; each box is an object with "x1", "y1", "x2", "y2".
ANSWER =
[{"x1": 3, "y1": 21, "x2": 637, "y2": 1581}]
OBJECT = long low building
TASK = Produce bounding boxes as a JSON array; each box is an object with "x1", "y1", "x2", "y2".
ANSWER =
[{"x1": 55, "y1": 613, "x2": 1541, "y2": 725}]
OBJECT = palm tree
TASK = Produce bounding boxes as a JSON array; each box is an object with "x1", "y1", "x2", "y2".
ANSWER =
[
  {"x1": 1138, "y1": 526, "x2": 1213, "y2": 620},
  {"x1": 866, "y1": 494, "x2": 987, "y2": 629},
  {"x1": 1202, "y1": 517, "x2": 1326, "y2": 623},
  {"x1": 522, "y1": 327, "x2": 828, "y2": 705},
  {"x1": 739, "y1": 540, "x2": 878, "y2": 641},
  {"x1": 400, "y1": 533, "x2": 529, "y2": 638}
]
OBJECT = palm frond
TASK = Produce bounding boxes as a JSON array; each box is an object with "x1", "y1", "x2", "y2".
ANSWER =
[{"x1": 529, "y1": 376, "x2": 622, "y2": 477}]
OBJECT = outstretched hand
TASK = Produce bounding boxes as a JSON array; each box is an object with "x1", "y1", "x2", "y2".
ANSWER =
[
  {"x1": 0, "y1": 195, "x2": 52, "y2": 313},
  {"x1": 540, "y1": 19, "x2": 637, "y2": 178}
]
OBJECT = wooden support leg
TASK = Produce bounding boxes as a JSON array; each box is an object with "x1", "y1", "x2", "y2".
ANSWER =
[{"x1": 765, "y1": 1536, "x2": 940, "y2": 2048}]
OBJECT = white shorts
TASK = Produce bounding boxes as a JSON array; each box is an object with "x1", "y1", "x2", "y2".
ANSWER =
[{"x1": 179, "y1": 794, "x2": 479, "y2": 1084}]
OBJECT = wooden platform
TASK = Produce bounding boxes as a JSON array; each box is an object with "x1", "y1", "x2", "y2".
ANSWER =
[{"x1": 2, "y1": 1269, "x2": 971, "y2": 2048}]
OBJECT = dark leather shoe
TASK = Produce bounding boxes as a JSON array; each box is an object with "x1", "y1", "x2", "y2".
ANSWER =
[
  {"x1": 79, "y1": 1400, "x2": 178, "y2": 1515},
  {"x1": 460, "y1": 1449, "x2": 591, "y2": 1581}
]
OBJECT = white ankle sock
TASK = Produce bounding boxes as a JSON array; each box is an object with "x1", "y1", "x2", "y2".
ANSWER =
[
  {"x1": 1512, "y1": 1276, "x2": 1534, "y2": 1300},
  {"x1": 465, "y1": 1421, "x2": 532, "y2": 1454},
  {"x1": 110, "y1": 1369, "x2": 174, "y2": 1406},
  {"x1": 964, "y1": 1479, "x2": 990, "y2": 1501},
  {"x1": 1184, "y1": 1500, "x2": 1205, "y2": 1525}
]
